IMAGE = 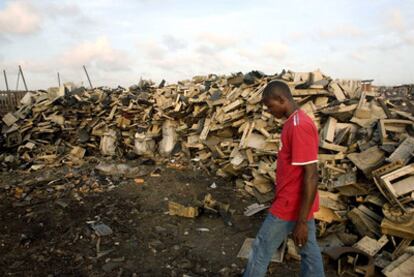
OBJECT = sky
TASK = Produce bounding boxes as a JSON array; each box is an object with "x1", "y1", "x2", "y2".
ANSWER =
[{"x1": 0, "y1": 0, "x2": 413, "y2": 90}]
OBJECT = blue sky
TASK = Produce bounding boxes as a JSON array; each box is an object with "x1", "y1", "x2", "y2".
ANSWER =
[{"x1": 0, "y1": 0, "x2": 413, "y2": 89}]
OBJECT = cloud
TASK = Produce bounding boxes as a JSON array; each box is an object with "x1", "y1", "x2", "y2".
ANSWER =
[
  {"x1": 349, "y1": 51, "x2": 366, "y2": 62},
  {"x1": 261, "y1": 42, "x2": 289, "y2": 59},
  {"x1": 0, "y1": 1, "x2": 42, "y2": 34},
  {"x1": 43, "y1": 3, "x2": 82, "y2": 17},
  {"x1": 0, "y1": 34, "x2": 11, "y2": 45},
  {"x1": 60, "y1": 37, "x2": 130, "y2": 71},
  {"x1": 198, "y1": 32, "x2": 241, "y2": 48},
  {"x1": 14, "y1": 60, "x2": 56, "y2": 74},
  {"x1": 319, "y1": 25, "x2": 363, "y2": 39},
  {"x1": 40, "y1": 2, "x2": 94, "y2": 25},
  {"x1": 197, "y1": 32, "x2": 241, "y2": 50},
  {"x1": 237, "y1": 41, "x2": 290, "y2": 63},
  {"x1": 137, "y1": 39, "x2": 168, "y2": 60},
  {"x1": 404, "y1": 31, "x2": 414, "y2": 45},
  {"x1": 162, "y1": 35, "x2": 187, "y2": 51},
  {"x1": 287, "y1": 31, "x2": 305, "y2": 41},
  {"x1": 150, "y1": 50, "x2": 243, "y2": 79},
  {"x1": 386, "y1": 9, "x2": 405, "y2": 32}
]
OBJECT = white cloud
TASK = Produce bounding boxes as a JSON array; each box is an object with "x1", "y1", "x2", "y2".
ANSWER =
[
  {"x1": 237, "y1": 42, "x2": 289, "y2": 61},
  {"x1": 162, "y1": 35, "x2": 187, "y2": 51},
  {"x1": 197, "y1": 32, "x2": 241, "y2": 50},
  {"x1": 386, "y1": 9, "x2": 405, "y2": 32},
  {"x1": 319, "y1": 25, "x2": 363, "y2": 39},
  {"x1": 195, "y1": 32, "x2": 240, "y2": 55},
  {"x1": 60, "y1": 37, "x2": 129, "y2": 71},
  {"x1": 261, "y1": 42, "x2": 289, "y2": 59},
  {"x1": 2, "y1": 0, "x2": 414, "y2": 89},
  {"x1": 40, "y1": 2, "x2": 94, "y2": 26},
  {"x1": 404, "y1": 31, "x2": 414, "y2": 45},
  {"x1": 43, "y1": 3, "x2": 81, "y2": 16},
  {"x1": 136, "y1": 39, "x2": 168, "y2": 60},
  {"x1": 0, "y1": 1, "x2": 42, "y2": 34},
  {"x1": 287, "y1": 31, "x2": 305, "y2": 41},
  {"x1": 0, "y1": 34, "x2": 11, "y2": 45},
  {"x1": 349, "y1": 51, "x2": 366, "y2": 62}
]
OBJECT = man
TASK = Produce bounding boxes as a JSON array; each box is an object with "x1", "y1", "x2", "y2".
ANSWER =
[{"x1": 243, "y1": 80, "x2": 325, "y2": 277}]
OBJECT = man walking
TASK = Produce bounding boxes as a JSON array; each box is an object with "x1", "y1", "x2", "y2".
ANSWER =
[{"x1": 243, "y1": 80, "x2": 325, "y2": 277}]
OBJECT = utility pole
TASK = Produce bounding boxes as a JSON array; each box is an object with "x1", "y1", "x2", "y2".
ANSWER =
[
  {"x1": 15, "y1": 69, "x2": 20, "y2": 90},
  {"x1": 18, "y1": 65, "x2": 28, "y2": 91},
  {"x1": 3, "y1": 70, "x2": 9, "y2": 91},
  {"x1": 58, "y1": 72, "x2": 61, "y2": 87},
  {"x1": 83, "y1": 65, "x2": 93, "y2": 89}
]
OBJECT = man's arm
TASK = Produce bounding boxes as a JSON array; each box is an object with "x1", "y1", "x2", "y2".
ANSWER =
[{"x1": 292, "y1": 162, "x2": 318, "y2": 247}]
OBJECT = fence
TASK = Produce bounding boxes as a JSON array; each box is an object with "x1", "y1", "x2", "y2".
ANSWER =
[{"x1": 0, "y1": 90, "x2": 28, "y2": 117}]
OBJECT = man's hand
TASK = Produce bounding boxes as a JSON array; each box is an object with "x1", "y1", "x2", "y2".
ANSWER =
[{"x1": 293, "y1": 221, "x2": 308, "y2": 247}]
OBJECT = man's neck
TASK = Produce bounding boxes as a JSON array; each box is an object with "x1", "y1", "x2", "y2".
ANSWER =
[{"x1": 284, "y1": 102, "x2": 299, "y2": 118}]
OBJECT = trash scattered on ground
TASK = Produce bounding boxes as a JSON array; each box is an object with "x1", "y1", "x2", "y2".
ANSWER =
[
  {"x1": 134, "y1": 178, "x2": 145, "y2": 185},
  {"x1": 244, "y1": 203, "x2": 270, "y2": 216},
  {"x1": 168, "y1": 201, "x2": 199, "y2": 218},
  {"x1": 90, "y1": 222, "x2": 113, "y2": 237},
  {"x1": 1, "y1": 70, "x2": 414, "y2": 275}
]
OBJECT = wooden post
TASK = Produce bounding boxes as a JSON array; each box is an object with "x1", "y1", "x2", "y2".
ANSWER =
[
  {"x1": 15, "y1": 68, "x2": 21, "y2": 90},
  {"x1": 18, "y1": 65, "x2": 28, "y2": 91},
  {"x1": 58, "y1": 72, "x2": 61, "y2": 87},
  {"x1": 83, "y1": 65, "x2": 93, "y2": 89},
  {"x1": 3, "y1": 70, "x2": 9, "y2": 91}
]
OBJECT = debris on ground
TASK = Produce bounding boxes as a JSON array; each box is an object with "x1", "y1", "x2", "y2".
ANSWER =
[{"x1": 1, "y1": 70, "x2": 414, "y2": 275}]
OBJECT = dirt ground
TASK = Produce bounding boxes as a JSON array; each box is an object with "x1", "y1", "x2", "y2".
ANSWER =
[{"x1": 0, "y1": 160, "x2": 338, "y2": 276}]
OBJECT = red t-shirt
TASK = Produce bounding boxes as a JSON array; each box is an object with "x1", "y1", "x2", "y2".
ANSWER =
[{"x1": 269, "y1": 109, "x2": 319, "y2": 221}]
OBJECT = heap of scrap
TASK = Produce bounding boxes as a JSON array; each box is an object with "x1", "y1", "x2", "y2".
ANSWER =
[{"x1": 1, "y1": 70, "x2": 414, "y2": 276}]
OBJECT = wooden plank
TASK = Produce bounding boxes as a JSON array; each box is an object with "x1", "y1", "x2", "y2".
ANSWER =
[
  {"x1": 392, "y1": 175, "x2": 414, "y2": 197},
  {"x1": 322, "y1": 117, "x2": 337, "y2": 142},
  {"x1": 381, "y1": 164, "x2": 414, "y2": 197},
  {"x1": 320, "y1": 141, "x2": 348, "y2": 152},
  {"x1": 199, "y1": 118, "x2": 211, "y2": 141},
  {"x1": 291, "y1": 89, "x2": 329, "y2": 96},
  {"x1": 392, "y1": 239, "x2": 412, "y2": 260},
  {"x1": 314, "y1": 206, "x2": 341, "y2": 223},
  {"x1": 353, "y1": 235, "x2": 388, "y2": 256},
  {"x1": 347, "y1": 146, "x2": 385, "y2": 175},
  {"x1": 390, "y1": 109, "x2": 414, "y2": 122},
  {"x1": 246, "y1": 148, "x2": 254, "y2": 164},
  {"x1": 382, "y1": 253, "x2": 414, "y2": 277},
  {"x1": 378, "y1": 98, "x2": 392, "y2": 119},
  {"x1": 379, "y1": 119, "x2": 388, "y2": 144},
  {"x1": 318, "y1": 190, "x2": 346, "y2": 210},
  {"x1": 329, "y1": 82, "x2": 346, "y2": 100},
  {"x1": 381, "y1": 218, "x2": 414, "y2": 240},
  {"x1": 256, "y1": 127, "x2": 270, "y2": 138},
  {"x1": 2, "y1": 112, "x2": 18, "y2": 126},
  {"x1": 239, "y1": 122, "x2": 254, "y2": 148},
  {"x1": 168, "y1": 201, "x2": 199, "y2": 218},
  {"x1": 223, "y1": 99, "x2": 243, "y2": 113},
  {"x1": 382, "y1": 119, "x2": 413, "y2": 125},
  {"x1": 319, "y1": 153, "x2": 346, "y2": 162}
]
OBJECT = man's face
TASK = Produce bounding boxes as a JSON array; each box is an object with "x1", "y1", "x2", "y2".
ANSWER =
[{"x1": 263, "y1": 98, "x2": 285, "y2": 119}]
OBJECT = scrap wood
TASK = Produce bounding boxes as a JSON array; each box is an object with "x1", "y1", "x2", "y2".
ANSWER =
[
  {"x1": 1, "y1": 70, "x2": 414, "y2": 267},
  {"x1": 168, "y1": 201, "x2": 199, "y2": 218}
]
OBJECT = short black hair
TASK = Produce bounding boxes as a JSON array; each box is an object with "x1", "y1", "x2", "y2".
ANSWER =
[{"x1": 262, "y1": 80, "x2": 293, "y2": 102}]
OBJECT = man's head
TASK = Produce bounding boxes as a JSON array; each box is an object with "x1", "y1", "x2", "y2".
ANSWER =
[{"x1": 261, "y1": 80, "x2": 294, "y2": 118}]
